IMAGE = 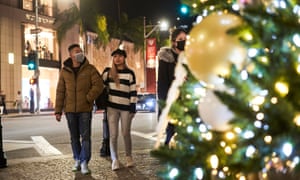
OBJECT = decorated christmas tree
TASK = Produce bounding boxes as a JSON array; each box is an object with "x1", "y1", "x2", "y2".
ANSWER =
[{"x1": 151, "y1": 0, "x2": 300, "y2": 179}]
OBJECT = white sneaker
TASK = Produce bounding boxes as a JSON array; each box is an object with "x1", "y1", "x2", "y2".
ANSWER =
[
  {"x1": 112, "y1": 159, "x2": 120, "y2": 171},
  {"x1": 80, "y1": 161, "x2": 91, "y2": 175},
  {"x1": 126, "y1": 156, "x2": 134, "y2": 167},
  {"x1": 72, "y1": 160, "x2": 80, "y2": 172}
]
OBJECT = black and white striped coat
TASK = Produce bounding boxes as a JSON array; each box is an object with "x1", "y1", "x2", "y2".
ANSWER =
[{"x1": 102, "y1": 67, "x2": 137, "y2": 113}]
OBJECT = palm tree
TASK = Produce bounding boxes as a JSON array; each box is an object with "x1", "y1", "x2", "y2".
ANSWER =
[
  {"x1": 55, "y1": 2, "x2": 165, "y2": 53},
  {"x1": 107, "y1": 13, "x2": 144, "y2": 51},
  {"x1": 55, "y1": 3, "x2": 109, "y2": 46}
]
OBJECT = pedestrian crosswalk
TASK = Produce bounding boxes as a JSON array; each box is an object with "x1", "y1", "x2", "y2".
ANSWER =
[
  {"x1": 4, "y1": 136, "x2": 62, "y2": 157},
  {"x1": 31, "y1": 136, "x2": 62, "y2": 156},
  {"x1": 3, "y1": 131, "x2": 160, "y2": 160}
]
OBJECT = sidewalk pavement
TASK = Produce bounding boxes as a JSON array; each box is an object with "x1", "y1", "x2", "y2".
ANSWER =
[
  {"x1": 0, "y1": 112, "x2": 163, "y2": 180},
  {"x1": 0, "y1": 149, "x2": 162, "y2": 180},
  {"x1": 2, "y1": 109, "x2": 105, "y2": 118},
  {"x1": 1, "y1": 111, "x2": 54, "y2": 118}
]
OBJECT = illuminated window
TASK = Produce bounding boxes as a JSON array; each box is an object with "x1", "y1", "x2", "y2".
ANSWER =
[
  {"x1": 24, "y1": 24, "x2": 57, "y2": 61},
  {"x1": 23, "y1": 0, "x2": 53, "y2": 16},
  {"x1": 23, "y1": 0, "x2": 33, "y2": 11}
]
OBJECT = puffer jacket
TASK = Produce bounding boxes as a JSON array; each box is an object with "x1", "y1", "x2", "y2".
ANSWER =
[{"x1": 55, "y1": 57, "x2": 104, "y2": 114}]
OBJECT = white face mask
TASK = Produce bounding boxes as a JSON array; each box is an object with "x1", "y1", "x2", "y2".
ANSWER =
[{"x1": 75, "y1": 52, "x2": 84, "y2": 63}]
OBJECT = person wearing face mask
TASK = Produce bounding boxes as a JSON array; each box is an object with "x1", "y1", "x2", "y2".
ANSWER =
[
  {"x1": 157, "y1": 27, "x2": 187, "y2": 145},
  {"x1": 55, "y1": 44, "x2": 104, "y2": 175}
]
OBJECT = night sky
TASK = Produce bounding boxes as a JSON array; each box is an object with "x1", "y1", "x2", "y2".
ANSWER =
[{"x1": 97, "y1": 0, "x2": 193, "y2": 28}]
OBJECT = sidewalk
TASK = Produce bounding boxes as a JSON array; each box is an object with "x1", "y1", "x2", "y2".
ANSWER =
[
  {"x1": 0, "y1": 112, "x2": 163, "y2": 179},
  {"x1": 0, "y1": 149, "x2": 162, "y2": 180},
  {"x1": 1, "y1": 111, "x2": 54, "y2": 118}
]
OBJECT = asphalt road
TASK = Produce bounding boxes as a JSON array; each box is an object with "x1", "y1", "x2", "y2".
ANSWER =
[{"x1": 1, "y1": 111, "x2": 159, "y2": 162}]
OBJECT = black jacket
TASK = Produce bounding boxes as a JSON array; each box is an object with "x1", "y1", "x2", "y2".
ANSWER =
[{"x1": 157, "y1": 47, "x2": 178, "y2": 101}]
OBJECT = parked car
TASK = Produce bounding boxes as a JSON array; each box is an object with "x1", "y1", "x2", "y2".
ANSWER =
[{"x1": 136, "y1": 93, "x2": 156, "y2": 112}]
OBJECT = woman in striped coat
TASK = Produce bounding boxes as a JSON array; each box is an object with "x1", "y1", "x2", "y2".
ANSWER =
[{"x1": 102, "y1": 49, "x2": 137, "y2": 171}]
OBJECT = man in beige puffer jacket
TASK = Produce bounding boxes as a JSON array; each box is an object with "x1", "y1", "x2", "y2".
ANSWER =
[{"x1": 55, "y1": 44, "x2": 103, "y2": 175}]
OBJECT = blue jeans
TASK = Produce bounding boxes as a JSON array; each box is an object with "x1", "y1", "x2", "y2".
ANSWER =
[{"x1": 66, "y1": 112, "x2": 92, "y2": 163}]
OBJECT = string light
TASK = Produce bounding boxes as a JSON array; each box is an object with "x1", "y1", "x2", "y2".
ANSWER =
[
  {"x1": 196, "y1": 117, "x2": 202, "y2": 123},
  {"x1": 274, "y1": 81, "x2": 289, "y2": 96},
  {"x1": 187, "y1": 125, "x2": 193, "y2": 133},
  {"x1": 220, "y1": 141, "x2": 226, "y2": 147},
  {"x1": 282, "y1": 142, "x2": 293, "y2": 157},
  {"x1": 243, "y1": 130, "x2": 255, "y2": 139},
  {"x1": 192, "y1": 3, "x2": 197, "y2": 8},
  {"x1": 194, "y1": 168, "x2": 204, "y2": 179},
  {"x1": 234, "y1": 127, "x2": 242, "y2": 134},
  {"x1": 251, "y1": 95, "x2": 265, "y2": 106},
  {"x1": 240, "y1": 70, "x2": 248, "y2": 80},
  {"x1": 232, "y1": 3, "x2": 240, "y2": 11},
  {"x1": 225, "y1": 132, "x2": 235, "y2": 140},
  {"x1": 296, "y1": 63, "x2": 300, "y2": 74},
  {"x1": 264, "y1": 135, "x2": 272, "y2": 144},
  {"x1": 293, "y1": 114, "x2": 300, "y2": 126},
  {"x1": 218, "y1": 171, "x2": 226, "y2": 179},
  {"x1": 252, "y1": 105, "x2": 260, "y2": 112},
  {"x1": 293, "y1": 5, "x2": 300, "y2": 16},
  {"x1": 254, "y1": 120, "x2": 263, "y2": 128},
  {"x1": 260, "y1": 56, "x2": 269, "y2": 64},
  {"x1": 224, "y1": 146, "x2": 232, "y2": 154},
  {"x1": 270, "y1": 97, "x2": 278, "y2": 104},
  {"x1": 293, "y1": 34, "x2": 300, "y2": 47},
  {"x1": 210, "y1": 155, "x2": 219, "y2": 169},
  {"x1": 199, "y1": 123, "x2": 208, "y2": 133},
  {"x1": 244, "y1": 31, "x2": 253, "y2": 41},
  {"x1": 246, "y1": 145, "x2": 256, "y2": 158},
  {"x1": 202, "y1": 132, "x2": 213, "y2": 141},
  {"x1": 169, "y1": 168, "x2": 179, "y2": 179},
  {"x1": 248, "y1": 48, "x2": 258, "y2": 58},
  {"x1": 256, "y1": 112, "x2": 264, "y2": 120}
]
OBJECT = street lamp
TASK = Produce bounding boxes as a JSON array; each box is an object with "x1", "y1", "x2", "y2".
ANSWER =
[
  {"x1": 143, "y1": 17, "x2": 169, "y2": 92},
  {"x1": 144, "y1": 19, "x2": 169, "y2": 39},
  {"x1": 34, "y1": 0, "x2": 40, "y2": 113}
]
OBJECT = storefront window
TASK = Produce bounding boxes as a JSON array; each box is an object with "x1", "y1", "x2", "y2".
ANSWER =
[
  {"x1": 24, "y1": 24, "x2": 57, "y2": 61},
  {"x1": 23, "y1": 0, "x2": 33, "y2": 11},
  {"x1": 23, "y1": 0, "x2": 53, "y2": 16}
]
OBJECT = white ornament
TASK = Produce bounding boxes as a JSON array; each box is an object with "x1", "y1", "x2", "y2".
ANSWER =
[{"x1": 198, "y1": 89, "x2": 233, "y2": 131}]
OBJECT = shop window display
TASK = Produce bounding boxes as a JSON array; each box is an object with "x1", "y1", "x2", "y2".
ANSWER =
[
  {"x1": 23, "y1": 0, "x2": 53, "y2": 17},
  {"x1": 24, "y1": 25, "x2": 56, "y2": 61}
]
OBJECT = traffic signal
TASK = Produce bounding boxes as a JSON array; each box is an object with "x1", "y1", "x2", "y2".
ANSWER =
[
  {"x1": 27, "y1": 52, "x2": 37, "y2": 70},
  {"x1": 180, "y1": 5, "x2": 189, "y2": 15},
  {"x1": 29, "y1": 77, "x2": 37, "y2": 85}
]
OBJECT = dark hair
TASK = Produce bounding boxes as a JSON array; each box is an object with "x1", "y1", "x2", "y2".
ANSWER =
[
  {"x1": 170, "y1": 28, "x2": 187, "y2": 42},
  {"x1": 68, "y1": 44, "x2": 80, "y2": 52},
  {"x1": 111, "y1": 49, "x2": 127, "y2": 58}
]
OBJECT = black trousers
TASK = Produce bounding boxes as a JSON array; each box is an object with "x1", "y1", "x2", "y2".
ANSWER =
[
  {"x1": 164, "y1": 123, "x2": 175, "y2": 145},
  {"x1": 100, "y1": 110, "x2": 110, "y2": 156},
  {"x1": 102, "y1": 110, "x2": 109, "y2": 140}
]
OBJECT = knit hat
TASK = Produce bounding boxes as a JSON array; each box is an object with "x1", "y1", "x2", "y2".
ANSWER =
[{"x1": 111, "y1": 49, "x2": 127, "y2": 58}]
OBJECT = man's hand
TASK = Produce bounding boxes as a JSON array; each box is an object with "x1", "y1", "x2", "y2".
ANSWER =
[{"x1": 55, "y1": 114, "x2": 62, "y2": 122}]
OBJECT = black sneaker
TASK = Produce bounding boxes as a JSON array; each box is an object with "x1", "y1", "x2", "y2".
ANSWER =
[
  {"x1": 100, "y1": 140, "x2": 110, "y2": 157},
  {"x1": 100, "y1": 146, "x2": 110, "y2": 157}
]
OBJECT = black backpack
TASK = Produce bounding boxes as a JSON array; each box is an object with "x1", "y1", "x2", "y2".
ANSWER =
[
  {"x1": 95, "y1": 69, "x2": 110, "y2": 110},
  {"x1": 95, "y1": 86, "x2": 108, "y2": 110}
]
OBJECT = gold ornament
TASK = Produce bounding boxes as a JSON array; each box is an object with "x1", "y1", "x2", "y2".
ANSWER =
[{"x1": 186, "y1": 13, "x2": 247, "y2": 85}]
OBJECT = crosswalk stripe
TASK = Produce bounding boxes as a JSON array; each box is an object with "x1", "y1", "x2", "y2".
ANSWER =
[
  {"x1": 31, "y1": 136, "x2": 62, "y2": 156},
  {"x1": 131, "y1": 131, "x2": 164, "y2": 142}
]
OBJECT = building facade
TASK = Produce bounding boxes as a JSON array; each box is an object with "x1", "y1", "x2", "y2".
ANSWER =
[
  {"x1": 0, "y1": 0, "x2": 79, "y2": 110},
  {"x1": 0, "y1": 0, "x2": 146, "y2": 111}
]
